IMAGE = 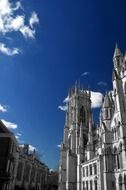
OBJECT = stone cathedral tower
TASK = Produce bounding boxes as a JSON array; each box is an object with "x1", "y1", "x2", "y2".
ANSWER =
[
  {"x1": 59, "y1": 84, "x2": 93, "y2": 190},
  {"x1": 59, "y1": 45, "x2": 126, "y2": 190}
]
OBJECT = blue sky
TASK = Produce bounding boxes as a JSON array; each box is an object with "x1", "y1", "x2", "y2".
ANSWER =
[{"x1": 0, "y1": 0, "x2": 126, "y2": 169}]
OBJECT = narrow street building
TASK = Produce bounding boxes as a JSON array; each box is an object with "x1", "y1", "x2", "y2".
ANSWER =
[{"x1": 0, "y1": 120, "x2": 19, "y2": 190}]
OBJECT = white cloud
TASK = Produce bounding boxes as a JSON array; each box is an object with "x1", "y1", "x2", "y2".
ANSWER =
[
  {"x1": 50, "y1": 168, "x2": 55, "y2": 172},
  {"x1": 1, "y1": 119, "x2": 18, "y2": 129},
  {"x1": 81, "y1": 72, "x2": 90, "y2": 76},
  {"x1": 29, "y1": 12, "x2": 39, "y2": 28},
  {"x1": 0, "y1": 43, "x2": 20, "y2": 56},
  {"x1": 11, "y1": 15, "x2": 24, "y2": 31},
  {"x1": 0, "y1": 0, "x2": 39, "y2": 55},
  {"x1": 58, "y1": 105, "x2": 68, "y2": 111},
  {"x1": 0, "y1": 0, "x2": 12, "y2": 16},
  {"x1": 19, "y1": 144, "x2": 24, "y2": 148},
  {"x1": 57, "y1": 144, "x2": 61, "y2": 148},
  {"x1": 20, "y1": 25, "x2": 35, "y2": 39},
  {"x1": 91, "y1": 91, "x2": 103, "y2": 108},
  {"x1": 59, "y1": 96, "x2": 69, "y2": 111},
  {"x1": 16, "y1": 132, "x2": 22, "y2": 136},
  {"x1": 29, "y1": 144, "x2": 37, "y2": 152},
  {"x1": 19, "y1": 144, "x2": 37, "y2": 152},
  {"x1": 0, "y1": 0, "x2": 39, "y2": 36},
  {"x1": 15, "y1": 135, "x2": 19, "y2": 139},
  {"x1": 15, "y1": 132, "x2": 22, "y2": 140},
  {"x1": 63, "y1": 96, "x2": 69, "y2": 103},
  {"x1": 97, "y1": 81, "x2": 107, "y2": 86},
  {"x1": 0, "y1": 104, "x2": 7, "y2": 112},
  {"x1": 13, "y1": 1, "x2": 22, "y2": 12}
]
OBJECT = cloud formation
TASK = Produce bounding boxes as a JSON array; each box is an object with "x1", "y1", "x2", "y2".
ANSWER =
[
  {"x1": 1, "y1": 119, "x2": 18, "y2": 129},
  {"x1": 81, "y1": 72, "x2": 90, "y2": 76},
  {"x1": 63, "y1": 96, "x2": 69, "y2": 103},
  {"x1": 29, "y1": 144, "x2": 37, "y2": 152},
  {"x1": 90, "y1": 91, "x2": 103, "y2": 108},
  {"x1": 0, "y1": 43, "x2": 20, "y2": 56},
  {"x1": 0, "y1": 0, "x2": 39, "y2": 56},
  {"x1": 58, "y1": 105, "x2": 68, "y2": 111},
  {"x1": 15, "y1": 132, "x2": 22, "y2": 140},
  {"x1": 97, "y1": 81, "x2": 107, "y2": 86},
  {"x1": 57, "y1": 144, "x2": 61, "y2": 148},
  {"x1": 29, "y1": 12, "x2": 39, "y2": 28},
  {"x1": 0, "y1": 104, "x2": 8, "y2": 112},
  {"x1": 58, "y1": 96, "x2": 69, "y2": 112},
  {"x1": 19, "y1": 144, "x2": 37, "y2": 152}
]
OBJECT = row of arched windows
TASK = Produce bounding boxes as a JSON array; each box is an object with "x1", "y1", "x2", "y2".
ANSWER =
[{"x1": 82, "y1": 179, "x2": 97, "y2": 190}]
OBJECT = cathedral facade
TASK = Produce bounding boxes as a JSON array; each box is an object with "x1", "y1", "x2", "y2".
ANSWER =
[{"x1": 58, "y1": 45, "x2": 126, "y2": 190}]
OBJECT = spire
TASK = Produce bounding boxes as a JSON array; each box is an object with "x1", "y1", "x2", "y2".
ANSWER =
[
  {"x1": 78, "y1": 79, "x2": 80, "y2": 92},
  {"x1": 113, "y1": 43, "x2": 122, "y2": 58},
  {"x1": 75, "y1": 80, "x2": 78, "y2": 95}
]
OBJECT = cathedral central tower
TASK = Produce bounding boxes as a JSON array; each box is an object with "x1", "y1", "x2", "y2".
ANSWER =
[{"x1": 59, "y1": 83, "x2": 92, "y2": 190}]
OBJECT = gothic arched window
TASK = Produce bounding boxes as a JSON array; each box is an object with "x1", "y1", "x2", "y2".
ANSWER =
[
  {"x1": 114, "y1": 128, "x2": 117, "y2": 140},
  {"x1": 119, "y1": 142, "x2": 123, "y2": 168},
  {"x1": 83, "y1": 134, "x2": 88, "y2": 147},
  {"x1": 118, "y1": 174, "x2": 123, "y2": 190},
  {"x1": 94, "y1": 179, "x2": 97, "y2": 190},
  {"x1": 117, "y1": 150, "x2": 120, "y2": 169},
  {"x1": 119, "y1": 142, "x2": 122, "y2": 151},
  {"x1": 113, "y1": 147, "x2": 119, "y2": 169},
  {"x1": 80, "y1": 106, "x2": 85, "y2": 124},
  {"x1": 122, "y1": 67, "x2": 125, "y2": 74}
]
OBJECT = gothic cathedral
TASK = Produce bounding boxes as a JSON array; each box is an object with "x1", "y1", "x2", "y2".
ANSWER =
[{"x1": 58, "y1": 45, "x2": 126, "y2": 190}]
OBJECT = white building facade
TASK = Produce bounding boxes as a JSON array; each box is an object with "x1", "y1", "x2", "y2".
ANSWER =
[{"x1": 58, "y1": 45, "x2": 126, "y2": 190}]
